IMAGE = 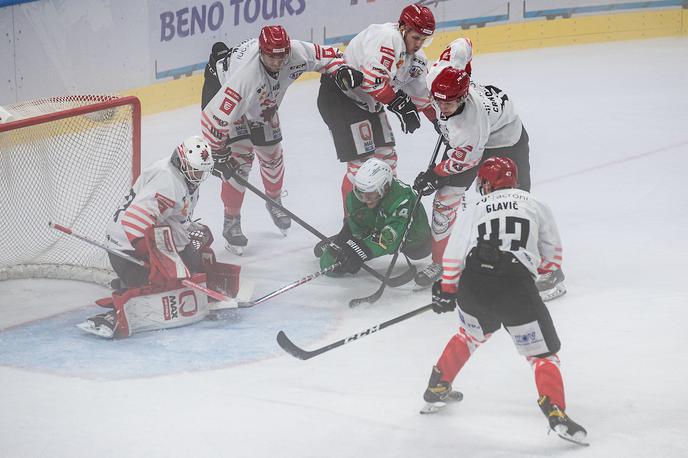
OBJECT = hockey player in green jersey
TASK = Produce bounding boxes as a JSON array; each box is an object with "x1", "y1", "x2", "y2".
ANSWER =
[{"x1": 317, "y1": 158, "x2": 431, "y2": 276}]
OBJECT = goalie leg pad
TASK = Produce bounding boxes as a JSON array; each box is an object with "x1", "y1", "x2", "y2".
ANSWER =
[{"x1": 111, "y1": 273, "x2": 210, "y2": 338}]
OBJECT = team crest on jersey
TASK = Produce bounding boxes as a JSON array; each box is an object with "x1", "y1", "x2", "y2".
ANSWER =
[
  {"x1": 409, "y1": 65, "x2": 422, "y2": 78},
  {"x1": 396, "y1": 58, "x2": 404, "y2": 69}
]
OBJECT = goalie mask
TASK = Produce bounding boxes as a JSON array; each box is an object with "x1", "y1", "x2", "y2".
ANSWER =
[
  {"x1": 353, "y1": 158, "x2": 393, "y2": 207},
  {"x1": 175, "y1": 135, "x2": 214, "y2": 185}
]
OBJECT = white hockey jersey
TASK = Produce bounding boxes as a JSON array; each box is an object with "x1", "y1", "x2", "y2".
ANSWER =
[
  {"x1": 107, "y1": 156, "x2": 199, "y2": 252},
  {"x1": 427, "y1": 37, "x2": 473, "y2": 87},
  {"x1": 433, "y1": 82, "x2": 523, "y2": 177},
  {"x1": 343, "y1": 23, "x2": 431, "y2": 113},
  {"x1": 441, "y1": 188, "x2": 563, "y2": 289},
  {"x1": 202, "y1": 38, "x2": 345, "y2": 152}
]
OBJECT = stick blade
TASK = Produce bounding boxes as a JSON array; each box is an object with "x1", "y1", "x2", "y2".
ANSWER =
[
  {"x1": 276, "y1": 331, "x2": 312, "y2": 360},
  {"x1": 387, "y1": 264, "x2": 417, "y2": 287},
  {"x1": 348, "y1": 287, "x2": 383, "y2": 308}
]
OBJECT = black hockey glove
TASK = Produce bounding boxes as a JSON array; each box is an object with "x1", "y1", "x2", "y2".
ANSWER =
[
  {"x1": 334, "y1": 66, "x2": 364, "y2": 91},
  {"x1": 211, "y1": 149, "x2": 238, "y2": 181},
  {"x1": 431, "y1": 280, "x2": 457, "y2": 314},
  {"x1": 387, "y1": 90, "x2": 421, "y2": 134},
  {"x1": 337, "y1": 237, "x2": 373, "y2": 274},
  {"x1": 413, "y1": 167, "x2": 444, "y2": 196},
  {"x1": 205, "y1": 41, "x2": 231, "y2": 79}
]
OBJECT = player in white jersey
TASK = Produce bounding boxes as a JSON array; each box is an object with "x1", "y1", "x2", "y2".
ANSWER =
[
  {"x1": 427, "y1": 36, "x2": 474, "y2": 83},
  {"x1": 413, "y1": 66, "x2": 531, "y2": 287},
  {"x1": 201, "y1": 25, "x2": 354, "y2": 255},
  {"x1": 420, "y1": 157, "x2": 586, "y2": 445},
  {"x1": 318, "y1": 3, "x2": 437, "y2": 211},
  {"x1": 78, "y1": 136, "x2": 241, "y2": 339}
]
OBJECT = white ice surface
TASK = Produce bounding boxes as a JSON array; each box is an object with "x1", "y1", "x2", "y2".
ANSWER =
[{"x1": 1, "y1": 37, "x2": 687, "y2": 457}]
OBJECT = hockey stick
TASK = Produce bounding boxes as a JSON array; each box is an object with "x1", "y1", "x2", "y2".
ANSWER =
[
  {"x1": 276, "y1": 303, "x2": 433, "y2": 360},
  {"x1": 48, "y1": 222, "x2": 238, "y2": 307},
  {"x1": 217, "y1": 168, "x2": 415, "y2": 287},
  {"x1": 348, "y1": 135, "x2": 444, "y2": 308},
  {"x1": 237, "y1": 261, "x2": 343, "y2": 308}
]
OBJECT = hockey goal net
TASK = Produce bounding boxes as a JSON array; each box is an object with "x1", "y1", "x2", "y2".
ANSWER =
[{"x1": 0, "y1": 95, "x2": 141, "y2": 285}]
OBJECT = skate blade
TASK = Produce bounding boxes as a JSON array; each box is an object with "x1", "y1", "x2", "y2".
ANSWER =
[
  {"x1": 225, "y1": 243, "x2": 245, "y2": 256},
  {"x1": 420, "y1": 401, "x2": 447, "y2": 414},
  {"x1": 76, "y1": 322, "x2": 114, "y2": 339},
  {"x1": 419, "y1": 392, "x2": 463, "y2": 414},
  {"x1": 540, "y1": 284, "x2": 567, "y2": 302},
  {"x1": 553, "y1": 425, "x2": 589, "y2": 446}
]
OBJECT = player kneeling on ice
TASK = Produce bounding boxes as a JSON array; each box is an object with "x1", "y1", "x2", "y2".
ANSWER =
[
  {"x1": 420, "y1": 157, "x2": 587, "y2": 445},
  {"x1": 77, "y1": 136, "x2": 241, "y2": 339},
  {"x1": 315, "y1": 158, "x2": 431, "y2": 276}
]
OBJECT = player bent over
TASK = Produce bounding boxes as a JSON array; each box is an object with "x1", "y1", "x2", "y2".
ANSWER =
[
  {"x1": 202, "y1": 25, "x2": 358, "y2": 255},
  {"x1": 420, "y1": 157, "x2": 587, "y2": 445},
  {"x1": 77, "y1": 136, "x2": 240, "y2": 339},
  {"x1": 315, "y1": 158, "x2": 431, "y2": 276},
  {"x1": 413, "y1": 66, "x2": 566, "y2": 298},
  {"x1": 318, "y1": 4, "x2": 437, "y2": 214}
]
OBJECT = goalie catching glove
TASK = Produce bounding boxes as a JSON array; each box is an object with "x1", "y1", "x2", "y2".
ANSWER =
[
  {"x1": 334, "y1": 65, "x2": 364, "y2": 91},
  {"x1": 387, "y1": 90, "x2": 421, "y2": 134}
]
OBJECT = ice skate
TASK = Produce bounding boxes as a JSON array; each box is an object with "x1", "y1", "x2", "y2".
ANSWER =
[
  {"x1": 420, "y1": 366, "x2": 463, "y2": 414},
  {"x1": 414, "y1": 262, "x2": 442, "y2": 289},
  {"x1": 536, "y1": 270, "x2": 567, "y2": 302},
  {"x1": 265, "y1": 196, "x2": 291, "y2": 236},
  {"x1": 538, "y1": 395, "x2": 588, "y2": 446},
  {"x1": 76, "y1": 310, "x2": 116, "y2": 339},
  {"x1": 223, "y1": 215, "x2": 248, "y2": 255}
]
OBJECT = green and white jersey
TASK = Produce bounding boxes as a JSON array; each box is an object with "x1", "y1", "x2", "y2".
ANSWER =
[{"x1": 346, "y1": 178, "x2": 430, "y2": 258}]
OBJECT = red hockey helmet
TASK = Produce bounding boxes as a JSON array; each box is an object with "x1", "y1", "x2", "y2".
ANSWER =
[
  {"x1": 399, "y1": 4, "x2": 435, "y2": 36},
  {"x1": 431, "y1": 67, "x2": 470, "y2": 102},
  {"x1": 477, "y1": 157, "x2": 518, "y2": 193},
  {"x1": 259, "y1": 25, "x2": 291, "y2": 57}
]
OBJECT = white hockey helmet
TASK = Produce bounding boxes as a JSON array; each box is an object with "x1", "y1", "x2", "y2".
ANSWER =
[
  {"x1": 176, "y1": 135, "x2": 214, "y2": 184},
  {"x1": 353, "y1": 158, "x2": 393, "y2": 205}
]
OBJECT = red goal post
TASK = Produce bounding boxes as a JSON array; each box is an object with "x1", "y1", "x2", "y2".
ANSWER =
[{"x1": 0, "y1": 95, "x2": 141, "y2": 285}]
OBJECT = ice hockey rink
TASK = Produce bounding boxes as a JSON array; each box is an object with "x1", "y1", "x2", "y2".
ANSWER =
[{"x1": 1, "y1": 37, "x2": 687, "y2": 457}]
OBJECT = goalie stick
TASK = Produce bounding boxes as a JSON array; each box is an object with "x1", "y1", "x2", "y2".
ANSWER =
[
  {"x1": 276, "y1": 303, "x2": 433, "y2": 360},
  {"x1": 48, "y1": 222, "x2": 238, "y2": 308},
  {"x1": 217, "y1": 167, "x2": 415, "y2": 288},
  {"x1": 349, "y1": 135, "x2": 444, "y2": 308}
]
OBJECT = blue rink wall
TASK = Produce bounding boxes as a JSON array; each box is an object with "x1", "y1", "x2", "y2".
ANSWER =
[{"x1": 0, "y1": 302, "x2": 338, "y2": 379}]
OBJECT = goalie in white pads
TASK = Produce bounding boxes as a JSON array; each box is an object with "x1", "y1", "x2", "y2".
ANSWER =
[
  {"x1": 77, "y1": 136, "x2": 241, "y2": 339},
  {"x1": 421, "y1": 157, "x2": 587, "y2": 445}
]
